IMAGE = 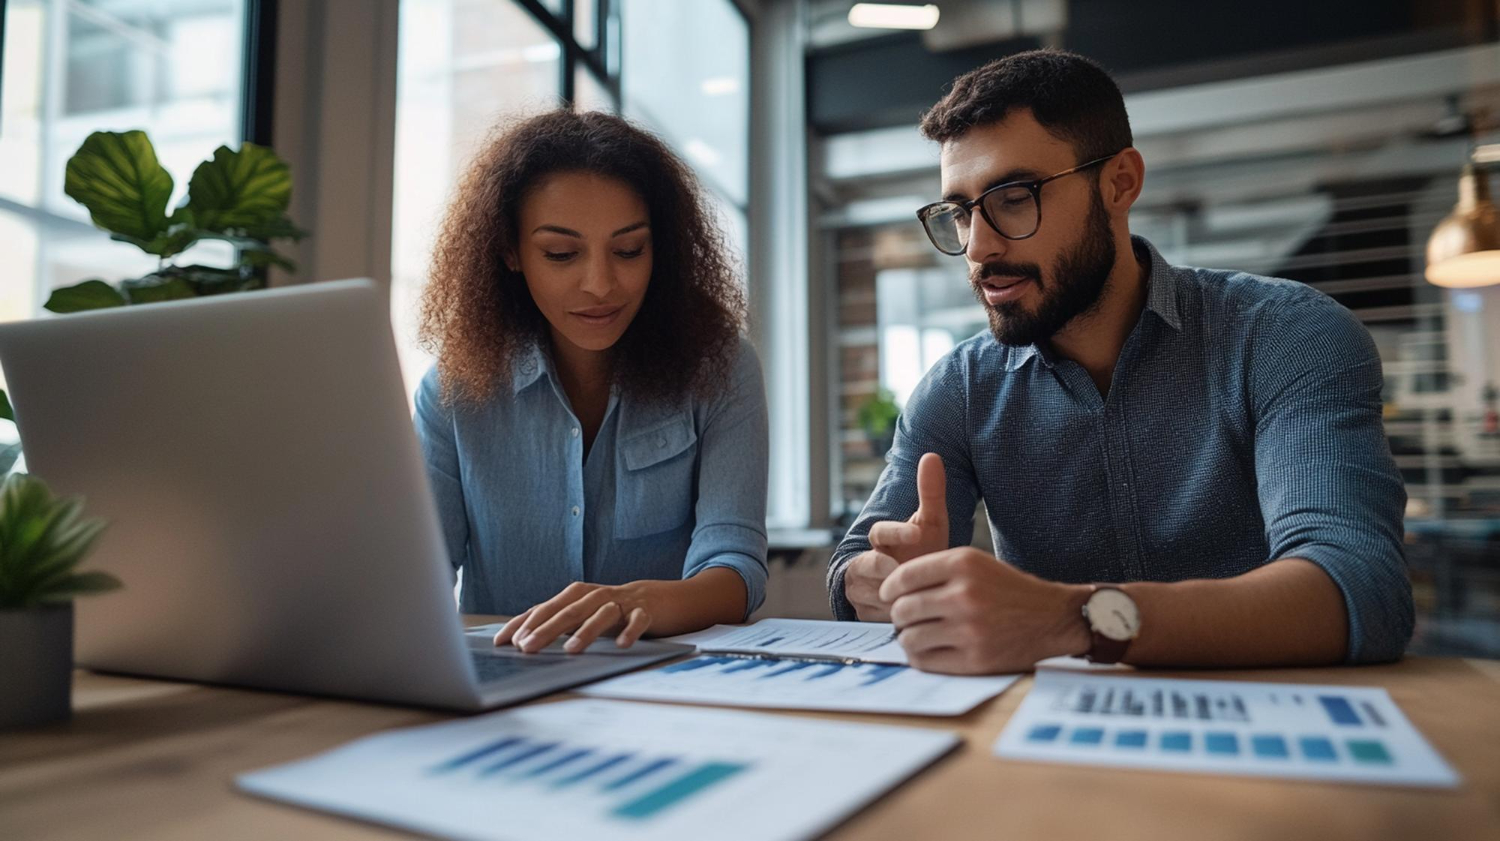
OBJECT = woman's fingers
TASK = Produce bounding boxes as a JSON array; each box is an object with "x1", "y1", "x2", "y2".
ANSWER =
[
  {"x1": 564, "y1": 602, "x2": 625, "y2": 653},
  {"x1": 513, "y1": 582, "x2": 593, "y2": 646},
  {"x1": 518, "y1": 590, "x2": 611, "y2": 653},
  {"x1": 615, "y1": 607, "x2": 651, "y2": 648},
  {"x1": 493, "y1": 608, "x2": 534, "y2": 647}
]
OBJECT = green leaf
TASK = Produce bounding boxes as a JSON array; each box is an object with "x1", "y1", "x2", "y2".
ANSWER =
[
  {"x1": 241, "y1": 248, "x2": 297, "y2": 272},
  {"x1": 121, "y1": 275, "x2": 197, "y2": 305},
  {"x1": 241, "y1": 214, "x2": 308, "y2": 242},
  {"x1": 0, "y1": 390, "x2": 12, "y2": 422},
  {"x1": 187, "y1": 143, "x2": 292, "y2": 232},
  {"x1": 64, "y1": 130, "x2": 174, "y2": 243},
  {"x1": 44, "y1": 279, "x2": 128, "y2": 313},
  {"x1": 0, "y1": 474, "x2": 112, "y2": 608},
  {"x1": 170, "y1": 264, "x2": 260, "y2": 296},
  {"x1": 36, "y1": 570, "x2": 121, "y2": 604},
  {"x1": 118, "y1": 223, "x2": 205, "y2": 259}
]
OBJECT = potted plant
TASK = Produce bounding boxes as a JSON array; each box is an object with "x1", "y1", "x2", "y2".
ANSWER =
[
  {"x1": 857, "y1": 388, "x2": 901, "y2": 458},
  {"x1": 0, "y1": 473, "x2": 115, "y2": 729},
  {"x1": 44, "y1": 129, "x2": 306, "y2": 313}
]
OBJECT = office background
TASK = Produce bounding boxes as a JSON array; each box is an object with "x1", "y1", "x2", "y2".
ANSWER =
[{"x1": 1, "y1": 0, "x2": 1498, "y2": 658}]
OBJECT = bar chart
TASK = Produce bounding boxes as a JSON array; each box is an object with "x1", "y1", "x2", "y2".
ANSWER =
[
  {"x1": 578, "y1": 653, "x2": 1018, "y2": 715},
  {"x1": 237, "y1": 699, "x2": 960, "y2": 841},
  {"x1": 995, "y1": 673, "x2": 1459, "y2": 787},
  {"x1": 427, "y1": 733, "x2": 748, "y2": 821}
]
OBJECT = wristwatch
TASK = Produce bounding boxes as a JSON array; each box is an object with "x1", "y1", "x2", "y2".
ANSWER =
[{"x1": 1082, "y1": 585, "x2": 1141, "y2": 664}]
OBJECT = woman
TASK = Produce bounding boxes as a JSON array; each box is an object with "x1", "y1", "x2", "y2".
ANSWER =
[{"x1": 414, "y1": 110, "x2": 768, "y2": 657}]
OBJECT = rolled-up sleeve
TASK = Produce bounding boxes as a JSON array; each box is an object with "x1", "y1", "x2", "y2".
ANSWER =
[
  {"x1": 414, "y1": 366, "x2": 470, "y2": 574},
  {"x1": 1251, "y1": 298, "x2": 1413, "y2": 664},
  {"x1": 827, "y1": 353, "x2": 979, "y2": 621},
  {"x1": 683, "y1": 338, "x2": 770, "y2": 619}
]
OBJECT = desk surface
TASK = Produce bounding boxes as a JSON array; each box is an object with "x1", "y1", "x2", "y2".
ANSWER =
[{"x1": 4, "y1": 617, "x2": 1499, "y2": 841}]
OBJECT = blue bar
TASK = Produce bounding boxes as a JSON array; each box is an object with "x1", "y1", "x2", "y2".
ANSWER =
[
  {"x1": 861, "y1": 665, "x2": 904, "y2": 686},
  {"x1": 1318, "y1": 695, "x2": 1362, "y2": 727},
  {"x1": 1027, "y1": 725, "x2": 1062, "y2": 743},
  {"x1": 662, "y1": 657, "x2": 735, "y2": 674},
  {"x1": 603, "y1": 757, "x2": 679, "y2": 792},
  {"x1": 1070, "y1": 728, "x2": 1104, "y2": 746},
  {"x1": 1160, "y1": 732, "x2": 1192, "y2": 752},
  {"x1": 1251, "y1": 735, "x2": 1289, "y2": 759},
  {"x1": 525, "y1": 748, "x2": 594, "y2": 778},
  {"x1": 612, "y1": 763, "x2": 748, "y2": 820},
  {"x1": 479, "y1": 742, "x2": 559, "y2": 776},
  {"x1": 553, "y1": 753, "x2": 633, "y2": 789},
  {"x1": 761, "y1": 661, "x2": 815, "y2": 678},
  {"x1": 1361, "y1": 701, "x2": 1388, "y2": 727},
  {"x1": 721, "y1": 659, "x2": 776, "y2": 674},
  {"x1": 805, "y1": 663, "x2": 845, "y2": 680},
  {"x1": 1115, "y1": 730, "x2": 1148, "y2": 749},
  {"x1": 1205, "y1": 733, "x2": 1240, "y2": 755},
  {"x1": 1300, "y1": 737, "x2": 1338, "y2": 762},
  {"x1": 760, "y1": 637, "x2": 784, "y2": 646},
  {"x1": 429, "y1": 736, "x2": 525, "y2": 774}
]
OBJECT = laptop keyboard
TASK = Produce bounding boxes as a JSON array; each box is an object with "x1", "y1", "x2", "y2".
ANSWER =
[{"x1": 470, "y1": 651, "x2": 564, "y2": 684}]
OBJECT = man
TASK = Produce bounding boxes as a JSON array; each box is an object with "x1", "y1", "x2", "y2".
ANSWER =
[{"x1": 826, "y1": 50, "x2": 1412, "y2": 674}]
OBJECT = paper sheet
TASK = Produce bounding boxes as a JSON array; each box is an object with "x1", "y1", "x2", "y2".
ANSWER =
[
  {"x1": 578, "y1": 652, "x2": 1018, "y2": 716},
  {"x1": 665, "y1": 618, "x2": 909, "y2": 664},
  {"x1": 238, "y1": 699, "x2": 959, "y2": 841},
  {"x1": 994, "y1": 671, "x2": 1460, "y2": 787}
]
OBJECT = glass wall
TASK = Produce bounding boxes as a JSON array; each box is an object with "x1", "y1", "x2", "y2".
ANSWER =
[{"x1": 390, "y1": 0, "x2": 750, "y2": 394}]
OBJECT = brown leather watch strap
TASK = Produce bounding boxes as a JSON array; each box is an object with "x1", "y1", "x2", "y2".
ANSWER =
[{"x1": 1086, "y1": 630, "x2": 1130, "y2": 664}]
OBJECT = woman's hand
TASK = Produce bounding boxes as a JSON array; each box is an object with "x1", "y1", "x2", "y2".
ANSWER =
[{"x1": 494, "y1": 581, "x2": 654, "y2": 654}]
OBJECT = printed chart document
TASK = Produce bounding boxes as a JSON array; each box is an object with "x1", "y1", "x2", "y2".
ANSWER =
[
  {"x1": 238, "y1": 699, "x2": 959, "y2": 841},
  {"x1": 578, "y1": 652, "x2": 1019, "y2": 716},
  {"x1": 995, "y1": 672, "x2": 1459, "y2": 787},
  {"x1": 664, "y1": 618, "x2": 909, "y2": 664}
]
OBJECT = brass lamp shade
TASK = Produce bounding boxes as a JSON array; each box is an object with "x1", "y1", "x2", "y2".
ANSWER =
[{"x1": 1427, "y1": 164, "x2": 1500, "y2": 288}]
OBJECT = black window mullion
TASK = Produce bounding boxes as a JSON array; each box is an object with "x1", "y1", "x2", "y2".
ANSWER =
[{"x1": 241, "y1": 0, "x2": 279, "y2": 145}]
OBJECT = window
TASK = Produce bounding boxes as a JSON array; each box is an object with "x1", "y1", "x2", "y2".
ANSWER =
[
  {"x1": 390, "y1": 0, "x2": 749, "y2": 397},
  {"x1": 621, "y1": 0, "x2": 748, "y2": 265},
  {"x1": 0, "y1": 0, "x2": 251, "y2": 345},
  {"x1": 391, "y1": 0, "x2": 566, "y2": 391}
]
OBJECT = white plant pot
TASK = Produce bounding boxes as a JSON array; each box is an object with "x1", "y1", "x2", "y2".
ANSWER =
[{"x1": 0, "y1": 604, "x2": 74, "y2": 729}]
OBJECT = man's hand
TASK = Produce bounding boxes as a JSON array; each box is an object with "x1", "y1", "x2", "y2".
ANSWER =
[
  {"x1": 880, "y1": 547, "x2": 1092, "y2": 674},
  {"x1": 844, "y1": 453, "x2": 949, "y2": 621}
]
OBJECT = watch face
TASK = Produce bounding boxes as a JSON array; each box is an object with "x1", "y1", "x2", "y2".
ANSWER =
[{"x1": 1086, "y1": 588, "x2": 1141, "y2": 642}]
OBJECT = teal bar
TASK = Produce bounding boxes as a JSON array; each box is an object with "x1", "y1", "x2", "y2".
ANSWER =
[{"x1": 611, "y1": 762, "x2": 748, "y2": 820}]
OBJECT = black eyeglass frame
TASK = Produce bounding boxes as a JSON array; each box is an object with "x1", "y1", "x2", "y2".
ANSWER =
[{"x1": 915, "y1": 152, "x2": 1121, "y2": 255}]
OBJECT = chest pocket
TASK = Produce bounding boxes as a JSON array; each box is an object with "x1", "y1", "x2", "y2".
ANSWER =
[{"x1": 614, "y1": 416, "x2": 699, "y2": 540}]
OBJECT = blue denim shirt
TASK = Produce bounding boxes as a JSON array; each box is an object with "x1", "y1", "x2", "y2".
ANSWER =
[
  {"x1": 416, "y1": 337, "x2": 769, "y2": 619},
  {"x1": 828, "y1": 236, "x2": 1413, "y2": 664}
]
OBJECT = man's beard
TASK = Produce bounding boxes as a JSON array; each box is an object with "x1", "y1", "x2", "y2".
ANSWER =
[{"x1": 969, "y1": 188, "x2": 1116, "y2": 348}]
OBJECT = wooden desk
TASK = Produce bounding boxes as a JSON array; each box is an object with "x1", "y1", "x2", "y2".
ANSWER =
[{"x1": 3, "y1": 618, "x2": 1499, "y2": 841}]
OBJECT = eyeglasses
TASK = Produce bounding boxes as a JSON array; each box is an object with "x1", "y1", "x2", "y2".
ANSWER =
[{"x1": 915, "y1": 153, "x2": 1119, "y2": 255}]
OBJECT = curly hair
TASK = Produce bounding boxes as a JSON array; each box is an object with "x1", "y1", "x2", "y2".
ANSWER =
[{"x1": 418, "y1": 110, "x2": 747, "y2": 408}]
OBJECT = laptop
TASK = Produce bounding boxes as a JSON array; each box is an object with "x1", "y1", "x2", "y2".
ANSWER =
[{"x1": 0, "y1": 279, "x2": 688, "y2": 711}]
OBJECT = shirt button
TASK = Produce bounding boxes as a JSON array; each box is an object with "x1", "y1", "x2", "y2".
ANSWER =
[
  {"x1": 571, "y1": 506, "x2": 580, "y2": 517},
  {"x1": 571, "y1": 427, "x2": 580, "y2": 438}
]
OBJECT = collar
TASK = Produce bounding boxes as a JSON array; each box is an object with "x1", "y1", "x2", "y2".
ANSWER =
[
  {"x1": 511, "y1": 342, "x2": 552, "y2": 395},
  {"x1": 1000, "y1": 234, "x2": 1181, "y2": 372}
]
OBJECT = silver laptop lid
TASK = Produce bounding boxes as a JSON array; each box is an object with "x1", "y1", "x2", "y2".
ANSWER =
[{"x1": 0, "y1": 280, "x2": 482, "y2": 709}]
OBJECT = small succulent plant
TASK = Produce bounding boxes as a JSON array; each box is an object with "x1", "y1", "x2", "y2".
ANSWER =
[{"x1": 0, "y1": 473, "x2": 116, "y2": 610}]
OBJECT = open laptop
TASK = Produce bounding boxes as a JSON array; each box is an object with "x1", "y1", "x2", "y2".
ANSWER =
[{"x1": 0, "y1": 279, "x2": 688, "y2": 711}]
